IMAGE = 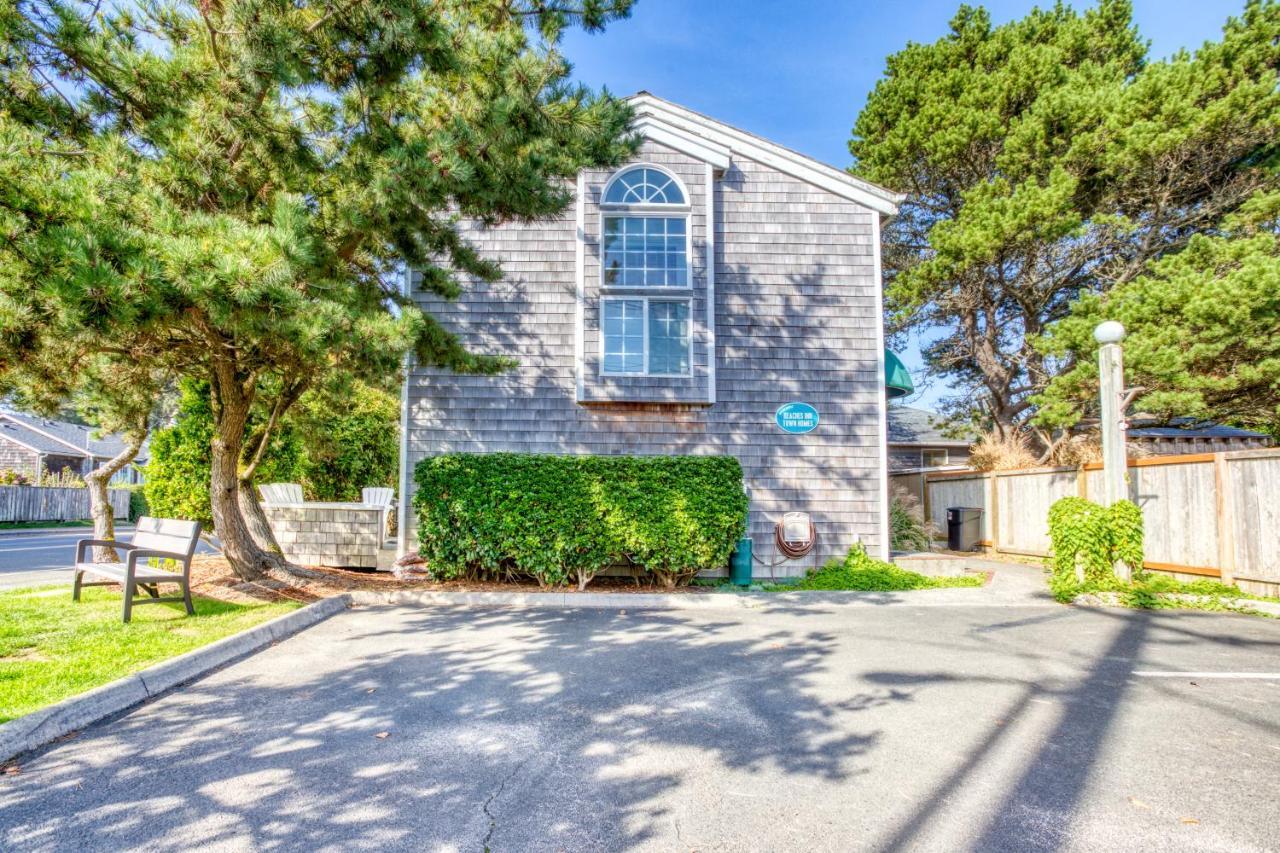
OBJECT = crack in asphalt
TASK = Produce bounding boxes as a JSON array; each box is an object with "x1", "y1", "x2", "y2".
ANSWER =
[{"x1": 480, "y1": 758, "x2": 528, "y2": 852}]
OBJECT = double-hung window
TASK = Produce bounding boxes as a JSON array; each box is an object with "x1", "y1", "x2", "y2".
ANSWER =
[
  {"x1": 602, "y1": 297, "x2": 690, "y2": 376},
  {"x1": 599, "y1": 165, "x2": 692, "y2": 376}
]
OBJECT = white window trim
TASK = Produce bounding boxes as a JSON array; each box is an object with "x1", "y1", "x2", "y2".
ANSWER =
[
  {"x1": 599, "y1": 163, "x2": 693, "y2": 293},
  {"x1": 922, "y1": 448, "x2": 949, "y2": 467},
  {"x1": 599, "y1": 295, "x2": 694, "y2": 378},
  {"x1": 600, "y1": 162, "x2": 691, "y2": 207},
  {"x1": 598, "y1": 211, "x2": 693, "y2": 293}
]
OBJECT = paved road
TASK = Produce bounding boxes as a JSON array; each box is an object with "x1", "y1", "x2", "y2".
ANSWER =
[
  {"x1": 0, "y1": 527, "x2": 219, "y2": 589},
  {"x1": 2, "y1": 599, "x2": 1279, "y2": 852}
]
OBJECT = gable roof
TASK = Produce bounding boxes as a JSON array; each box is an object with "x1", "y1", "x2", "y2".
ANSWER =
[
  {"x1": 0, "y1": 410, "x2": 150, "y2": 463},
  {"x1": 887, "y1": 405, "x2": 974, "y2": 447},
  {"x1": 626, "y1": 93, "x2": 904, "y2": 216},
  {"x1": 0, "y1": 420, "x2": 82, "y2": 456}
]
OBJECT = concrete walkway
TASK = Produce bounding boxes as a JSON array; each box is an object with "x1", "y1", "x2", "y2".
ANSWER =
[{"x1": 3, "y1": 600, "x2": 1279, "y2": 851}]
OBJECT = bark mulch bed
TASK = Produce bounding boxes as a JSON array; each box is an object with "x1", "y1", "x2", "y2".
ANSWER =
[{"x1": 188, "y1": 556, "x2": 719, "y2": 606}]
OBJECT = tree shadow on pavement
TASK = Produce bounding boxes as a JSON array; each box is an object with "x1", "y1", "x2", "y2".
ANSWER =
[{"x1": 0, "y1": 604, "x2": 905, "y2": 851}]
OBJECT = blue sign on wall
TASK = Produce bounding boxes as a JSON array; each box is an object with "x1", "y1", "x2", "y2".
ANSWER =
[{"x1": 775, "y1": 402, "x2": 820, "y2": 434}]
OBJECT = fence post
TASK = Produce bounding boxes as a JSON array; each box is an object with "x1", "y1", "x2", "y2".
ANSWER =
[
  {"x1": 1214, "y1": 452, "x2": 1236, "y2": 586},
  {"x1": 920, "y1": 472, "x2": 931, "y2": 529},
  {"x1": 1076, "y1": 466, "x2": 1088, "y2": 500},
  {"x1": 986, "y1": 473, "x2": 999, "y2": 553}
]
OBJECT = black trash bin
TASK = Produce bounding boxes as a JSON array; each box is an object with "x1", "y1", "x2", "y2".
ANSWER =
[{"x1": 946, "y1": 507, "x2": 983, "y2": 551}]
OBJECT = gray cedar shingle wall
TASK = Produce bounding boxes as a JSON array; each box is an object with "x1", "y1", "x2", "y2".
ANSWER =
[
  {"x1": 0, "y1": 439, "x2": 38, "y2": 475},
  {"x1": 405, "y1": 138, "x2": 885, "y2": 575}
]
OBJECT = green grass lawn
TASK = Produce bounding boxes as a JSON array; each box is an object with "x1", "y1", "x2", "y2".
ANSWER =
[{"x1": 0, "y1": 586, "x2": 299, "y2": 724}]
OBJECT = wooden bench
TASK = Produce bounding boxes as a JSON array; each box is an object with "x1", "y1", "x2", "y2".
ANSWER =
[{"x1": 73, "y1": 517, "x2": 202, "y2": 623}]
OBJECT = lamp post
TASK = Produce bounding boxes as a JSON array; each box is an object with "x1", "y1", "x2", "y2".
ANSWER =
[{"x1": 1094, "y1": 320, "x2": 1130, "y2": 581}]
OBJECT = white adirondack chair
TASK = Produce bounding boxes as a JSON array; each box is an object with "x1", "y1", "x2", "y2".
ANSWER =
[
  {"x1": 362, "y1": 487, "x2": 395, "y2": 540},
  {"x1": 259, "y1": 482, "x2": 305, "y2": 505}
]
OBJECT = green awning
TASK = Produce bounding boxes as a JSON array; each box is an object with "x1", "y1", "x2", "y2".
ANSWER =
[{"x1": 885, "y1": 349, "x2": 914, "y2": 400}]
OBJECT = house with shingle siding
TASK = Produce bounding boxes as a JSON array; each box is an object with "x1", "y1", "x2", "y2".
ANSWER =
[
  {"x1": 0, "y1": 409, "x2": 148, "y2": 484},
  {"x1": 398, "y1": 94, "x2": 903, "y2": 575}
]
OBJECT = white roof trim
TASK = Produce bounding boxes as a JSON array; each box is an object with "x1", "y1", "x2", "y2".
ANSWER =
[
  {"x1": 627, "y1": 93, "x2": 903, "y2": 215},
  {"x1": 631, "y1": 118, "x2": 732, "y2": 170}
]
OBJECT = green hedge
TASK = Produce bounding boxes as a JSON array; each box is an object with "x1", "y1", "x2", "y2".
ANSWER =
[{"x1": 413, "y1": 453, "x2": 748, "y2": 589}]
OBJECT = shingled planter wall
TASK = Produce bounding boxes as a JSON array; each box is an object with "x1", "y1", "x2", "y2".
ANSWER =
[{"x1": 263, "y1": 503, "x2": 382, "y2": 568}]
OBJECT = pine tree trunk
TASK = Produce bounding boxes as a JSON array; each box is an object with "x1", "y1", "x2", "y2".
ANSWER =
[
  {"x1": 238, "y1": 478, "x2": 283, "y2": 554},
  {"x1": 209, "y1": 383, "x2": 290, "y2": 582},
  {"x1": 209, "y1": 375, "x2": 334, "y2": 586},
  {"x1": 84, "y1": 433, "x2": 145, "y2": 563}
]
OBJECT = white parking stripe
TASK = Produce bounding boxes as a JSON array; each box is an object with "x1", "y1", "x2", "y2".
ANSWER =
[{"x1": 1134, "y1": 671, "x2": 1280, "y2": 680}]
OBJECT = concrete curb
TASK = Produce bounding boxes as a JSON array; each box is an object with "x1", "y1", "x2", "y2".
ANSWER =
[
  {"x1": 349, "y1": 587, "x2": 1057, "y2": 611},
  {"x1": 1073, "y1": 591, "x2": 1280, "y2": 617},
  {"x1": 0, "y1": 594, "x2": 351, "y2": 765},
  {"x1": 0, "y1": 526, "x2": 101, "y2": 538}
]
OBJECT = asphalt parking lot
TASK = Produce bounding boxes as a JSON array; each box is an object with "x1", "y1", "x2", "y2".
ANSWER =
[{"x1": 2, "y1": 600, "x2": 1279, "y2": 852}]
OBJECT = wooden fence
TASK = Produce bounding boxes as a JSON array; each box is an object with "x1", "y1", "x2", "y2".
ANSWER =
[
  {"x1": 890, "y1": 448, "x2": 1280, "y2": 597},
  {"x1": 0, "y1": 486, "x2": 130, "y2": 523}
]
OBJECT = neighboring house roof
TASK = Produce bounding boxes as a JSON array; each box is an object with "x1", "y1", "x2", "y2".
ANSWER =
[
  {"x1": 0, "y1": 409, "x2": 150, "y2": 463},
  {"x1": 1126, "y1": 417, "x2": 1272, "y2": 442},
  {"x1": 627, "y1": 92, "x2": 905, "y2": 216},
  {"x1": 887, "y1": 405, "x2": 973, "y2": 447},
  {"x1": 0, "y1": 420, "x2": 82, "y2": 455}
]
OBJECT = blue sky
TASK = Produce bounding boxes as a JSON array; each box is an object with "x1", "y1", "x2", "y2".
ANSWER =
[{"x1": 561, "y1": 0, "x2": 1243, "y2": 410}]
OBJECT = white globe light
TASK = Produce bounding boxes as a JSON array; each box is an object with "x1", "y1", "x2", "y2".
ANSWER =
[{"x1": 1094, "y1": 320, "x2": 1126, "y2": 344}]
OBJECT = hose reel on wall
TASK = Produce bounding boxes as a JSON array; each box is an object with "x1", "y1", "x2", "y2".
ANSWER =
[
  {"x1": 775, "y1": 512, "x2": 815, "y2": 559},
  {"x1": 740, "y1": 511, "x2": 816, "y2": 582}
]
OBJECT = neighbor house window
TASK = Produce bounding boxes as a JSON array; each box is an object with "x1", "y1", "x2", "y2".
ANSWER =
[
  {"x1": 601, "y1": 165, "x2": 689, "y2": 288},
  {"x1": 602, "y1": 298, "x2": 690, "y2": 376},
  {"x1": 922, "y1": 449, "x2": 949, "y2": 467}
]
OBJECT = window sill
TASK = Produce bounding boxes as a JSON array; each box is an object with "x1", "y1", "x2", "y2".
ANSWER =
[{"x1": 598, "y1": 373, "x2": 695, "y2": 380}]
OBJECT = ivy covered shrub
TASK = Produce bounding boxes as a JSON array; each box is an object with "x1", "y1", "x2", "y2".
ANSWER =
[
  {"x1": 1047, "y1": 497, "x2": 1144, "y2": 600},
  {"x1": 413, "y1": 453, "x2": 748, "y2": 589}
]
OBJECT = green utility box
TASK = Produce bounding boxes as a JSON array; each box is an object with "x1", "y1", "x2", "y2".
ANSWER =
[{"x1": 730, "y1": 537, "x2": 753, "y2": 586}]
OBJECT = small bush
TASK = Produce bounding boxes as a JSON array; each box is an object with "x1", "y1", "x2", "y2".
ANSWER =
[
  {"x1": 125, "y1": 484, "x2": 149, "y2": 522},
  {"x1": 778, "y1": 544, "x2": 982, "y2": 591},
  {"x1": 889, "y1": 492, "x2": 933, "y2": 552},
  {"x1": 968, "y1": 430, "x2": 1038, "y2": 472},
  {"x1": 413, "y1": 453, "x2": 748, "y2": 589}
]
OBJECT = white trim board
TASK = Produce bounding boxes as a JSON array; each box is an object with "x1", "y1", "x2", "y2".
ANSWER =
[
  {"x1": 574, "y1": 172, "x2": 586, "y2": 402},
  {"x1": 704, "y1": 162, "x2": 717, "y2": 406},
  {"x1": 628, "y1": 93, "x2": 903, "y2": 216},
  {"x1": 396, "y1": 266, "x2": 413, "y2": 558},
  {"x1": 871, "y1": 210, "x2": 892, "y2": 561}
]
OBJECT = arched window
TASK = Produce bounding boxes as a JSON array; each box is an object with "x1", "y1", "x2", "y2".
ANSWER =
[
  {"x1": 602, "y1": 166, "x2": 687, "y2": 205},
  {"x1": 600, "y1": 165, "x2": 689, "y2": 289},
  {"x1": 599, "y1": 165, "x2": 691, "y2": 375}
]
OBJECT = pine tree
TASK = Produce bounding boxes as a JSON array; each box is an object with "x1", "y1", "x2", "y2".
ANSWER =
[
  {"x1": 1036, "y1": 190, "x2": 1280, "y2": 438},
  {"x1": 0, "y1": 0, "x2": 636, "y2": 580},
  {"x1": 850, "y1": 0, "x2": 1280, "y2": 440}
]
